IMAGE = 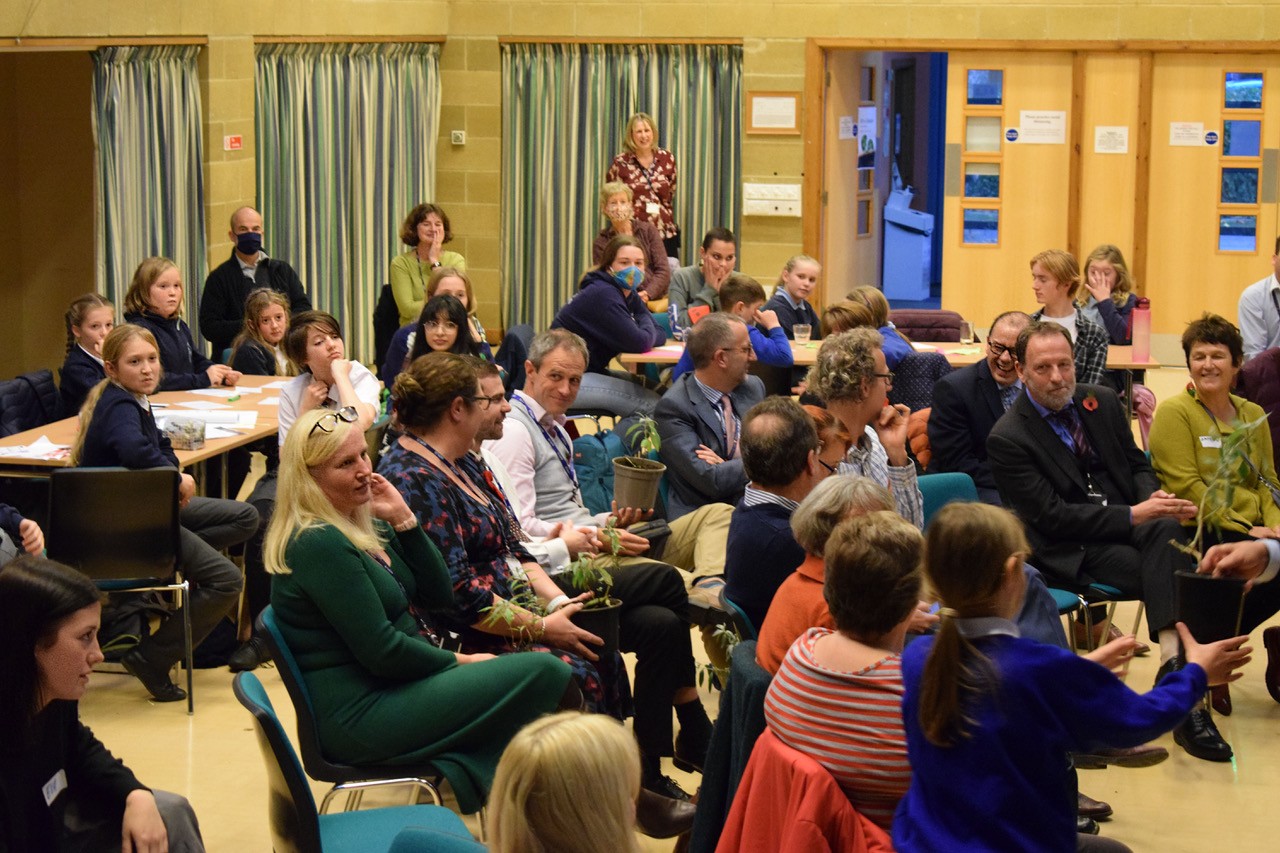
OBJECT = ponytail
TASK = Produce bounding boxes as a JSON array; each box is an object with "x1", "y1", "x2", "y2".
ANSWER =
[
  {"x1": 69, "y1": 378, "x2": 111, "y2": 466},
  {"x1": 64, "y1": 293, "x2": 114, "y2": 355}
]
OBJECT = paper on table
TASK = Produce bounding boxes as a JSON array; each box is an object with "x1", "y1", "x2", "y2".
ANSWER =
[
  {"x1": 176, "y1": 401, "x2": 232, "y2": 410},
  {"x1": 261, "y1": 379, "x2": 292, "y2": 389},
  {"x1": 258, "y1": 397, "x2": 281, "y2": 406},
  {"x1": 188, "y1": 388, "x2": 241, "y2": 398},
  {"x1": 0, "y1": 435, "x2": 70, "y2": 460},
  {"x1": 158, "y1": 411, "x2": 258, "y2": 427},
  {"x1": 655, "y1": 344, "x2": 685, "y2": 353},
  {"x1": 911, "y1": 342, "x2": 939, "y2": 352},
  {"x1": 231, "y1": 385, "x2": 263, "y2": 394},
  {"x1": 204, "y1": 425, "x2": 242, "y2": 439}
]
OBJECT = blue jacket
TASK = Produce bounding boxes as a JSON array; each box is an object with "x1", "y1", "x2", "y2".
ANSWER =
[
  {"x1": 59, "y1": 346, "x2": 106, "y2": 418},
  {"x1": 551, "y1": 270, "x2": 664, "y2": 374},
  {"x1": 0, "y1": 502, "x2": 25, "y2": 544},
  {"x1": 670, "y1": 324, "x2": 793, "y2": 382},
  {"x1": 79, "y1": 382, "x2": 179, "y2": 470},
  {"x1": 126, "y1": 311, "x2": 213, "y2": 391},
  {"x1": 880, "y1": 326, "x2": 913, "y2": 370}
]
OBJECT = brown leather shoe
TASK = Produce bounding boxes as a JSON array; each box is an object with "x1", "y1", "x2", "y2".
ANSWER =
[
  {"x1": 1264, "y1": 626, "x2": 1280, "y2": 704},
  {"x1": 1073, "y1": 743, "x2": 1169, "y2": 770},
  {"x1": 635, "y1": 788, "x2": 697, "y2": 838},
  {"x1": 1210, "y1": 684, "x2": 1233, "y2": 716},
  {"x1": 1074, "y1": 621, "x2": 1151, "y2": 656},
  {"x1": 1077, "y1": 791, "x2": 1113, "y2": 820}
]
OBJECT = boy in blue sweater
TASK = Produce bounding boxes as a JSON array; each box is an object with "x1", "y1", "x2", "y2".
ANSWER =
[{"x1": 670, "y1": 274, "x2": 793, "y2": 382}]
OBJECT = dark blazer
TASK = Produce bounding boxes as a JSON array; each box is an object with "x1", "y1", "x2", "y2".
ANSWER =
[
  {"x1": 926, "y1": 358, "x2": 1009, "y2": 501},
  {"x1": 58, "y1": 345, "x2": 106, "y2": 418},
  {"x1": 79, "y1": 382, "x2": 179, "y2": 470},
  {"x1": 762, "y1": 291, "x2": 821, "y2": 340},
  {"x1": 230, "y1": 339, "x2": 281, "y2": 377},
  {"x1": 656, "y1": 372, "x2": 765, "y2": 519},
  {"x1": 987, "y1": 384, "x2": 1157, "y2": 582},
  {"x1": 199, "y1": 252, "x2": 311, "y2": 355},
  {"x1": 125, "y1": 311, "x2": 214, "y2": 391}
]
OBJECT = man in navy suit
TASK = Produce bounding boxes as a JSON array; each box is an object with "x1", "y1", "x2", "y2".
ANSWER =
[
  {"x1": 987, "y1": 321, "x2": 1232, "y2": 762},
  {"x1": 927, "y1": 311, "x2": 1030, "y2": 504},
  {"x1": 656, "y1": 313, "x2": 766, "y2": 521}
]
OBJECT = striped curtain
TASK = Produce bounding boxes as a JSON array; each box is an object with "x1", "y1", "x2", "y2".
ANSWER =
[
  {"x1": 501, "y1": 43, "x2": 743, "y2": 330},
  {"x1": 92, "y1": 46, "x2": 206, "y2": 335},
  {"x1": 255, "y1": 42, "x2": 441, "y2": 362}
]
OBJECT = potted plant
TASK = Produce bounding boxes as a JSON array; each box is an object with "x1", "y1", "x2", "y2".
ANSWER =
[
  {"x1": 612, "y1": 414, "x2": 666, "y2": 512},
  {"x1": 566, "y1": 520, "x2": 625, "y2": 661}
]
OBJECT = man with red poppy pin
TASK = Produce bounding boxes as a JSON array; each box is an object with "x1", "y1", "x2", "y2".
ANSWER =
[{"x1": 988, "y1": 321, "x2": 1234, "y2": 762}]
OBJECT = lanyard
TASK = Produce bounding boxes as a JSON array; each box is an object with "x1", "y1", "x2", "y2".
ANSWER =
[
  {"x1": 368, "y1": 549, "x2": 444, "y2": 648},
  {"x1": 404, "y1": 432, "x2": 489, "y2": 507},
  {"x1": 510, "y1": 394, "x2": 578, "y2": 489}
]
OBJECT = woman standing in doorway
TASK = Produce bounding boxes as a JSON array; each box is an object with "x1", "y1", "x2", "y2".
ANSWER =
[{"x1": 606, "y1": 112, "x2": 679, "y2": 264}]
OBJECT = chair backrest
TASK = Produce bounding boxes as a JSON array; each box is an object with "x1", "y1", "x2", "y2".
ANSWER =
[
  {"x1": 721, "y1": 593, "x2": 759, "y2": 641},
  {"x1": 373, "y1": 284, "x2": 401, "y2": 371},
  {"x1": 365, "y1": 415, "x2": 391, "y2": 469},
  {"x1": 46, "y1": 468, "x2": 181, "y2": 582},
  {"x1": 232, "y1": 671, "x2": 323, "y2": 853},
  {"x1": 258, "y1": 607, "x2": 337, "y2": 781},
  {"x1": 887, "y1": 308, "x2": 967, "y2": 343},
  {"x1": 917, "y1": 472, "x2": 978, "y2": 528},
  {"x1": 887, "y1": 351, "x2": 952, "y2": 412}
]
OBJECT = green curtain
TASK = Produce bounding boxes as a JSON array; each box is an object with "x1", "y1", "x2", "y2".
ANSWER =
[
  {"x1": 92, "y1": 45, "x2": 206, "y2": 334},
  {"x1": 255, "y1": 42, "x2": 441, "y2": 362},
  {"x1": 501, "y1": 43, "x2": 742, "y2": 331}
]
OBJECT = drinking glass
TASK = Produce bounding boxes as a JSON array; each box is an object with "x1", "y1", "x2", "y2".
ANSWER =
[
  {"x1": 793, "y1": 324, "x2": 812, "y2": 344},
  {"x1": 959, "y1": 321, "x2": 974, "y2": 345}
]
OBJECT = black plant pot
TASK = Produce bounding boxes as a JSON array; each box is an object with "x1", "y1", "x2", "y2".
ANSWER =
[{"x1": 570, "y1": 598, "x2": 623, "y2": 663}]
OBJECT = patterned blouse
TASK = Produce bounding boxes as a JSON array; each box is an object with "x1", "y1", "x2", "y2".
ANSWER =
[
  {"x1": 606, "y1": 148, "x2": 678, "y2": 240},
  {"x1": 377, "y1": 440, "x2": 627, "y2": 717}
]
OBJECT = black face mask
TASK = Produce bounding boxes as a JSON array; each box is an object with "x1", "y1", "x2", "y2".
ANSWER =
[{"x1": 236, "y1": 231, "x2": 263, "y2": 256}]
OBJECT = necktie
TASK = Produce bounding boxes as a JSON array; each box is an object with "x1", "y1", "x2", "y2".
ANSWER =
[
  {"x1": 1049, "y1": 407, "x2": 1092, "y2": 462},
  {"x1": 1000, "y1": 383, "x2": 1019, "y2": 411},
  {"x1": 721, "y1": 394, "x2": 738, "y2": 459}
]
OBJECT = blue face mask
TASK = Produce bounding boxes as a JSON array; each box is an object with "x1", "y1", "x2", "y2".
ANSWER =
[
  {"x1": 236, "y1": 231, "x2": 263, "y2": 256},
  {"x1": 613, "y1": 265, "x2": 644, "y2": 291}
]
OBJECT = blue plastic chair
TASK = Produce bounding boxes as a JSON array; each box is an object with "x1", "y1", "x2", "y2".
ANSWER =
[
  {"x1": 720, "y1": 592, "x2": 759, "y2": 641},
  {"x1": 233, "y1": 672, "x2": 485, "y2": 853},
  {"x1": 917, "y1": 472, "x2": 979, "y2": 527}
]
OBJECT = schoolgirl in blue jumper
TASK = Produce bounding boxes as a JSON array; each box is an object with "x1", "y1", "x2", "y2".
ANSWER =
[
  {"x1": 893, "y1": 502, "x2": 1251, "y2": 853},
  {"x1": 59, "y1": 293, "x2": 115, "y2": 417},
  {"x1": 70, "y1": 324, "x2": 255, "y2": 702},
  {"x1": 670, "y1": 273, "x2": 793, "y2": 382},
  {"x1": 763, "y1": 254, "x2": 823, "y2": 340},
  {"x1": 123, "y1": 257, "x2": 241, "y2": 391}
]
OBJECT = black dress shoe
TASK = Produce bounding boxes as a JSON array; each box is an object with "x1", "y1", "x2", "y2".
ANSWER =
[
  {"x1": 673, "y1": 727, "x2": 710, "y2": 774},
  {"x1": 1173, "y1": 707, "x2": 1233, "y2": 762},
  {"x1": 121, "y1": 649, "x2": 187, "y2": 703},
  {"x1": 1264, "y1": 626, "x2": 1280, "y2": 704},
  {"x1": 1153, "y1": 656, "x2": 1181, "y2": 688},
  {"x1": 1073, "y1": 743, "x2": 1169, "y2": 770},
  {"x1": 643, "y1": 772, "x2": 692, "y2": 802},
  {"x1": 1077, "y1": 816, "x2": 1100, "y2": 835},
  {"x1": 228, "y1": 636, "x2": 271, "y2": 673},
  {"x1": 635, "y1": 788, "x2": 696, "y2": 838},
  {"x1": 1077, "y1": 791, "x2": 1112, "y2": 820},
  {"x1": 1210, "y1": 684, "x2": 1232, "y2": 716}
]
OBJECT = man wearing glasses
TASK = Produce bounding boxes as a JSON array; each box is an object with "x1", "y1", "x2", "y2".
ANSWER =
[{"x1": 927, "y1": 311, "x2": 1031, "y2": 505}]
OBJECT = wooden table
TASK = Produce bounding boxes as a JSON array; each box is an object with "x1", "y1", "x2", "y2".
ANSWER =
[{"x1": 0, "y1": 375, "x2": 283, "y2": 484}]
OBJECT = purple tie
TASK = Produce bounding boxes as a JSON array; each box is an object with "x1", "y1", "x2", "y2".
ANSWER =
[{"x1": 721, "y1": 395, "x2": 738, "y2": 459}]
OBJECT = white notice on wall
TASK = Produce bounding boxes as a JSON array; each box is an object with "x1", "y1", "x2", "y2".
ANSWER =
[
  {"x1": 752, "y1": 97, "x2": 796, "y2": 130},
  {"x1": 1017, "y1": 110, "x2": 1066, "y2": 144},
  {"x1": 1094, "y1": 126, "x2": 1129, "y2": 154},
  {"x1": 839, "y1": 116, "x2": 856, "y2": 140},
  {"x1": 1170, "y1": 122, "x2": 1205, "y2": 146}
]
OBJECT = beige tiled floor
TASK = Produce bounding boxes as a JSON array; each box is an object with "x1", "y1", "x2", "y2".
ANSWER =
[{"x1": 79, "y1": 363, "x2": 1280, "y2": 852}]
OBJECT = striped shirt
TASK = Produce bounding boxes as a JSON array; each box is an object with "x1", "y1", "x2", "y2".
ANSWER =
[
  {"x1": 838, "y1": 425, "x2": 924, "y2": 528},
  {"x1": 763, "y1": 627, "x2": 911, "y2": 830}
]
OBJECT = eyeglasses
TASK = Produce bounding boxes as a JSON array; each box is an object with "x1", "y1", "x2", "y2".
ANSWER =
[
  {"x1": 818, "y1": 458, "x2": 839, "y2": 474},
  {"x1": 466, "y1": 393, "x2": 508, "y2": 410},
  {"x1": 721, "y1": 345, "x2": 754, "y2": 356},
  {"x1": 988, "y1": 341, "x2": 1017, "y2": 360},
  {"x1": 425, "y1": 320, "x2": 458, "y2": 332},
  {"x1": 309, "y1": 405, "x2": 359, "y2": 436},
  {"x1": 873, "y1": 371, "x2": 895, "y2": 384}
]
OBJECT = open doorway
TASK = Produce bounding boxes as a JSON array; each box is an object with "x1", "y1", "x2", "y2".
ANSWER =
[{"x1": 818, "y1": 50, "x2": 946, "y2": 309}]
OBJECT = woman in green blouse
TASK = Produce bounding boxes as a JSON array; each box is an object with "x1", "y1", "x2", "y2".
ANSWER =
[
  {"x1": 389, "y1": 203, "x2": 468, "y2": 325},
  {"x1": 265, "y1": 407, "x2": 575, "y2": 811}
]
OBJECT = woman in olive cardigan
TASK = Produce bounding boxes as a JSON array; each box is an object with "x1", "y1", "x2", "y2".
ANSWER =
[{"x1": 265, "y1": 408, "x2": 575, "y2": 812}]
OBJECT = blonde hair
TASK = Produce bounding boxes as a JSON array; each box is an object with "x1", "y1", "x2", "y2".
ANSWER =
[
  {"x1": 230, "y1": 288, "x2": 296, "y2": 375},
  {"x1": 776, "y1": 254, "x2": 821, "y2": 288},
  {"x1": 821, "y1": 300, "x2": 876, "y2": 337},
  {"x1": 70, "y1": 325, "x2": 161, "y2": 466},
  {"x1": 263, "y1": 409, "x2": 382, "y2": 575},
  {"x1": 122, "y1": 257, "x2": 180, "y2": 316},
  {"x1": 847, "y1": 285, "x2": 891, "y2": 327},
  {"x1": 599, "y1": 181, "x2": 633, "y2": 207},
  {"x1": 1082, "y1": 244, "x2": 1134, "y2": 308},
  {"x1": 806, "y1": 327, "x2": 884, "y2": 405},
  {"x1": 790, "y1": 474, "x2": 894, "y2": 556},
  {"x1": 426, "y1": 266, "x2": 477, "y2": 317},
  {"x1": 489, "y1": 712, "x2": 642, "y2": 853},
  {"x1": 64, "y1": 293, "x2": 114, "y2": 355},
  {"x1": 1029, "y1": 249, "x2": 1082, "y2": 301},
  {"x1": 917, "y1": 502, "x2": 1029, "y2": 747},
  {"x1": 621, "y1": 112, "x2": 658, "y2": 155}
]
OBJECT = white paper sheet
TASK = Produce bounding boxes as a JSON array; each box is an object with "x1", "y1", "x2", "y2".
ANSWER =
[{"x1": 175, "y1": 401, "x2": 232, "y2": 411}]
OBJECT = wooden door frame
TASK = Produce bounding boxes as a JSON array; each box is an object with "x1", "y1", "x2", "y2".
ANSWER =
[{"x1": 803, "y1": 38, "x2": 1280, "y2": 301}]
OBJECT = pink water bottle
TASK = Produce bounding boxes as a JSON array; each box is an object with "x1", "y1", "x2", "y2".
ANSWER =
[{"x1": 1131, "y1": 297, "x2": 1151, "y2": 363}]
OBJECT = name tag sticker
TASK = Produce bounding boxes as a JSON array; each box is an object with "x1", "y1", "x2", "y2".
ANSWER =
[
  {"x1": 645, "y1": 201, "x2": 661, "y2": 216},
  {"x1": 43, "y1": 769, "x2": 67, "y2": 806},
  {"x1": 1200, "y1": 435, "x2": 1222, "y2": 449}
]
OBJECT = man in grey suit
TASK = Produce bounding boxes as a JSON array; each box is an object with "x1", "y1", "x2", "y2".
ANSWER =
[{"x1": 656, "y1": 313, "x2": 766, "y2": 521}]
